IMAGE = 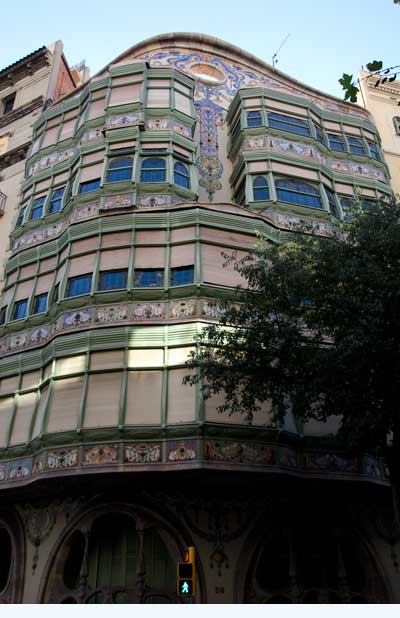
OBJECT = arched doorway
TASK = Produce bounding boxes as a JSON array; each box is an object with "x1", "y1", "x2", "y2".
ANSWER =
[
  {"x1": 244, "y1": 524, "x2": 387, "y2": 603},
  {"x1": 43, "y1": 508, "x2": 181, "y2": 603}
]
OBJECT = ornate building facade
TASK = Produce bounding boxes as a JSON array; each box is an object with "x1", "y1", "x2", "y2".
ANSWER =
[{"x1": 0, "y1": 33, "x2": 397, "y2": 604}]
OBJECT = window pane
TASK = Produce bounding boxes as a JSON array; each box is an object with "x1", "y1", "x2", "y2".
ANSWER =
[
  {"x1": 368, "y1": 142, "x2": 379, "y2": 160},
  {"x1": 268, "y1": 112, "x2": 310, "y2": 136},
  {"x1": 170, "y1": 266, "x2": 194, "y2": 286},
  {"x1": 106, "y1": 158, "x2": 133, "y2": 183},
  {"x1": 16, "y1": 207, "x2": 26, "y2": 226},
  {"x1": 325, "y1": 188, "x2": 338, "y2": 216},
  {"x1": 347, "y1": 137, "x2": 366, "y2": 155},
  {"x1": 13, "y1": 299, "x2": 28, "y2": 320},
  {"x1": 174, "y1": 162, "x2": 190, "y2": 189},
  {"x1": 66, "y1": 275, "x2": 92, "y2": 297},
  {"x1": 30, "y1": 196, "x2": 46, "y2": 220},
  {"x1": 140, "y1": 158, "x2": 166, "y2": 183},
  {"x1": 32, "y1": 293, "x2": 47, "y2": 314},
  {"x1": 247, "y1": 111, "x2": 262, "y2": 127},
  {"x1": 276, "y1": 178, "x2": 322, "y2": 208},
  {"x1": 79, "y1": 179, "x2": 101, "y2": 193},
  {"x1": 0, "y1": 306, "x2": 7, "y2": 325},
  {"x1": 49, "y1": 187, "x2": 65, "y2": 213},
  {"x1": 98, "y1": 270, "x2": 128, "y2": 291},
  {"x1": 328, "y1": 133, "x2": 345, "y2": 152},
  {"x1": 134, "y1": 269, "x2": 164, "y2": 287},
  {"x1": 253, "y1": 176, "x2": 270, "y2": 201}
]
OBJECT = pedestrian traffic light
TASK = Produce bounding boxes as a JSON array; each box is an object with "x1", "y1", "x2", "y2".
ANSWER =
[{"x1": 177, "y1": 546, "x2": 196, "y2": 596}]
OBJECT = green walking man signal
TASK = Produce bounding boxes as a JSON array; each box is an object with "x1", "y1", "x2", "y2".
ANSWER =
[{"x1": 177, "y1": 546, "x2": 196, "y2": 597}]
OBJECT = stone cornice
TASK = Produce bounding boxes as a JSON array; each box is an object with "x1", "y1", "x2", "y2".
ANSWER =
[
  {"x1": 0, "y1": 48, "x2": 50, "y2": 91},
  {"x1": 0, "y1": 96, "x2": 44, "y2": 130}
]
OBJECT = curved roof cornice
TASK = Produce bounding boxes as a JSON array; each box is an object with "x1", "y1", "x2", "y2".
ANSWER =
[{"x1": 101, "y1": 32, "x2": 371, "y2": 118}]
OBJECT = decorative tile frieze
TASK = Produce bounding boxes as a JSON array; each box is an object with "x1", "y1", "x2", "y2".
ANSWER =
[
  {"x1": 242, "y1": 135, "x2": 388, "y2": 184},
  {"x1": 82, "y1": 444, "x2": 119, "y2": 466},
  {"x1": 8, "y1": 459, "x2": 31, "y2": 480},
  {"x1": 132, "y1": 302, "x2": 165, "y2": 320},
  {"x1": 0, "y1": 298, "x2": 213, "y2": 356},
  {"x1": 124, "y1": 443, "x2": 161, "y2": 464},
  {"x1": 167, "y1": 440, "x2": 198, "y2": 462},
  {"x1": 304, "y1": 451, "x2": 357, "y2": 473},
  {"x1": 201, "y1": 300, "x2": 223, "y2": 319},
  {"x1": 204, "y1": 440, "x2": 276, "y2": 465},
  {"x1": 46, "y1": 447, "x2": 79, "y2": 470},
  {"x1": 95, "y1": 304, "x2": 129, "y2": 323},
  {"x1": 137, "y1": 194, "x2": 182, "y2": 208},
  {"x1": 100, "y1": 193, "x2": 135, "y2": 210},
  {"x1": 80, "y1": 128, "x2": 103, "y2": 144},
  {"x1": 0, "y1": 439, "x2": 387, "y2": 488},
  {"x1": 263, "y1": 210, "x2": 334, "y2": 237},
  {"x1": 169, "y1": 299, "x2": 196, "y2": 319},
  {"x1": 105, "y1": 113, "x2": 142, "y2": 129},
  {"x1": 28, "y1": 147, "x2": 78, "y2": 176}
]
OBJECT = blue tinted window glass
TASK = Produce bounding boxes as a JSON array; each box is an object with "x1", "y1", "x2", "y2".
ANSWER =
[
  {"x1": 134, "y1": 270, "x2": 164, "y2": 287},
  {"x1": 49, "y1": 187, "x2": 65, "y2": 213},
  {"x1": 13, "y1": 299, "x2": 28, "y2": 320},
  {"x1": 368, "y1": 141, "x2": 379, "y2": 161},
  {"x1": 174, "y1": 162, "x2": 190, "y2": 188},
  {"x1": 32, "y1": 293, "x2": 47, "y2": 314},
  {"x1": 253, "y1": 176, "x2": 270, "y2": 201},
  {"x1": 66, "y1": 275, "x2": 92, "y2": 297},
  {"x1": 268, "y1": 112, "x2": 310, "y2": 136},
  {"x1": 170, "y1": 266, "x2": 194, "y2": 286},
  {"x1": 30, "y1": 196, "x2": 46, "y2": 220},
  {"x1": 0, "y1": 306, "x2": 7, "y2": 325},
  {"x1": 79, "y1": 179, "x2": 101, "y2": 194},
  {"x1": 140, "y1": 158, "x2": 166, "y2": 183},
  {"x1": 347, "y1": 137, "x2": 366, "y2": 155},
  {"x1": 98, "y1": 270, "x2": 128, "y2": 291},
  {"x1": 247, "y1": 111, "x2": 262, "y2": 127},
  {"x1": 327, "y1": 133, "x2": 345, "y2": 152},
  {"x1": 276, "y1": 178, "x2": 322, "y2": 209},
  {"x1": 106, "y1": 157, "x2": 133, "y2": 183}
]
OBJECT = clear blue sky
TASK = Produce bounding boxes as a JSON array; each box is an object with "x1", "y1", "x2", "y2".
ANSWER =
[{"x1": 1, "y1": 0, "x2": 399, "y2": 99}]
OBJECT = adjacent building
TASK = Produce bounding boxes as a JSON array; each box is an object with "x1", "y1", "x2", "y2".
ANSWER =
[
  {"x1": 358, "y1": 69, "x2": 400, "y2": 195},
  {"x1": 0, "y1": 41, "x2": 88, "y2": 287},
  {"x1": 0, "y1": 33, "x2": 396, "y2": 604}
]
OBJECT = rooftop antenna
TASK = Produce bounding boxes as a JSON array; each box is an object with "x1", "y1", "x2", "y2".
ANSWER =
[{"x1": 272, "y1": 33, "x2": 291, "y2": 68}]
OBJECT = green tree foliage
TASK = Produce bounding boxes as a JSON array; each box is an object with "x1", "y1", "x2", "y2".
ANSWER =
[{"x1": 185, "y1": 201, "x2": 400, "y2": 525}]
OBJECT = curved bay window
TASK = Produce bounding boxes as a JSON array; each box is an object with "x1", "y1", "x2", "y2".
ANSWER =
[
  {"x1": 173, "y1": 162, "x2": 190, "y2": 189},
  {"x1": 275, "y1": 178, "x2": 323, "y2": 209},
  {"x1": 107, "y1": 157, "x2": 133, "y2": 183},
  {"x1": 253, "y1": 176, "x2": 270, "y2": 201},
  {"x1": 140, "y1": 158, "x2": 166, "y2": 183}
]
